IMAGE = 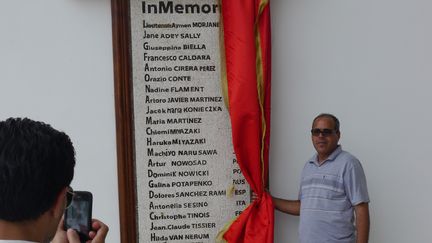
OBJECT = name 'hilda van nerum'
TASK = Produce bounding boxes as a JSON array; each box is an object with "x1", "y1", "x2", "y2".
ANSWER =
[{"x1": 142, "y1": 1, "x2": 219, "y2": 14}]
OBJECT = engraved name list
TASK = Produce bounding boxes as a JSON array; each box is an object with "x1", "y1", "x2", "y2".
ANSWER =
[{"x1": 130, "y1": 0, "x2": 250, "y2": 242}]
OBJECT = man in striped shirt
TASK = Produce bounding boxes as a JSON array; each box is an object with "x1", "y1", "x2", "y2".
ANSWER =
[{"x1": 273, "y1": 114, "x2": 370, "y2": 243}]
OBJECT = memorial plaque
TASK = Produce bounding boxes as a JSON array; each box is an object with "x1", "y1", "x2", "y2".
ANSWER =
[{"x1": 112, "y1": 0, "x2": 251, "y2": 242}]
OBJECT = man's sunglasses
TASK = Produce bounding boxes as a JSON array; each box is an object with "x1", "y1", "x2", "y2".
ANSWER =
[
  {"x1": 311, "y1": 128, "x2": 337, "y2": 137},
  {"x1": 66, "y1": 186, "x2": 75, "y2": 209}
]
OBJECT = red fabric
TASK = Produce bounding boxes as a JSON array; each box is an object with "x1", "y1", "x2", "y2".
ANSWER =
[{"x1": 221, "y1": 0, "x2": 273, "y2": 242}]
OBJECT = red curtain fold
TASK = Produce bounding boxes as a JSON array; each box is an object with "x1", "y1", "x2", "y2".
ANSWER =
[{"x1": 221, "y1": 0, "x2": 273, "y2": 242}]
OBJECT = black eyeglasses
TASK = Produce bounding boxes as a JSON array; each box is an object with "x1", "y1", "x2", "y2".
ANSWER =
[
  {"x1": 66, "y1": 186, "x2": 75, "y2": 209},
  {"x1": 311, "y1": 128, "x2": 337, "y2": 137}
]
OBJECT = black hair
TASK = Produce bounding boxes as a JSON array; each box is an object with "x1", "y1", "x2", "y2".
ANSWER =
[
  {"x1": 312, "y1": 113, "x2": 340, "y2": 131},
  {"x1": 0, "y1": 118, "x2": 75, "y2": 221}
]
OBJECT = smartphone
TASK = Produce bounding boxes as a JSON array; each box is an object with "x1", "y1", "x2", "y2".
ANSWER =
[{"x1": 64, "y1": 191, "x2": 93, "y2": 242}]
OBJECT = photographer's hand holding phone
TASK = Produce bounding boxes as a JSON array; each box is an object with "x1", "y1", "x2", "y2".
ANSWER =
[
  {"x1": 67, "y1": 219, "x2": 109, "y2": 243},
  {"x1": 52, "y1": 218, "x2": 109, "y2": 243},
  {"x1": 87, "y1": 219, "x2": 109, "y2": 241},
  {"x1": 52, "y1": 190, "x2": 109, "y2": 243}
]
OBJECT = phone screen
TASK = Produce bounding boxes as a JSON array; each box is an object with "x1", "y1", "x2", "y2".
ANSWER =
[{"x1": 64, "y1": 191, "x2": 93, "y2": 241}]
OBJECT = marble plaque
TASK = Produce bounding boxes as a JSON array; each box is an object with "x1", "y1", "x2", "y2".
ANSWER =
[{"x1": 129, "y1": 0, "x2": 250, "y2": 242}]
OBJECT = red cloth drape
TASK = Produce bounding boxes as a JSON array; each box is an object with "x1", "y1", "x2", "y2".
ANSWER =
[{"x1": 221, "y1": 0, "x2": 273, "y2": 242}]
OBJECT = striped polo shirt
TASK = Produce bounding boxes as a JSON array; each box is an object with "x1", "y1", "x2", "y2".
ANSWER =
[{"x1": 298, "y1": 146, "x2": 369, "y2": 243}]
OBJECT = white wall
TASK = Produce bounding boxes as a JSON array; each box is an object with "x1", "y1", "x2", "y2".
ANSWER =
[
  {"x1": 270, "y1": 0, "x2": 432, "y2": 242},
  {"x1": 0, "y1": 1, "x2": 120, "y2": 242}
]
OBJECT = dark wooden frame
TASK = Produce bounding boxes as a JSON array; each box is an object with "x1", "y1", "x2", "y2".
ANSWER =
[
  {"x1": 111, "y1": 0, "x2": 138, "y2": 242},
  {"x1": 110, "y1": 2, "x2": 254, "y2": 242}
]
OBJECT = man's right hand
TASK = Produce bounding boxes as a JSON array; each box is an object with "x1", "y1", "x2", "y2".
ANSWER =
[
  {"x1": 53, "y1": 218, "x2": 109, "y2": 243},
  {"x1": 86, "y1": 219, "x2": 109, "y2": 243}
]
